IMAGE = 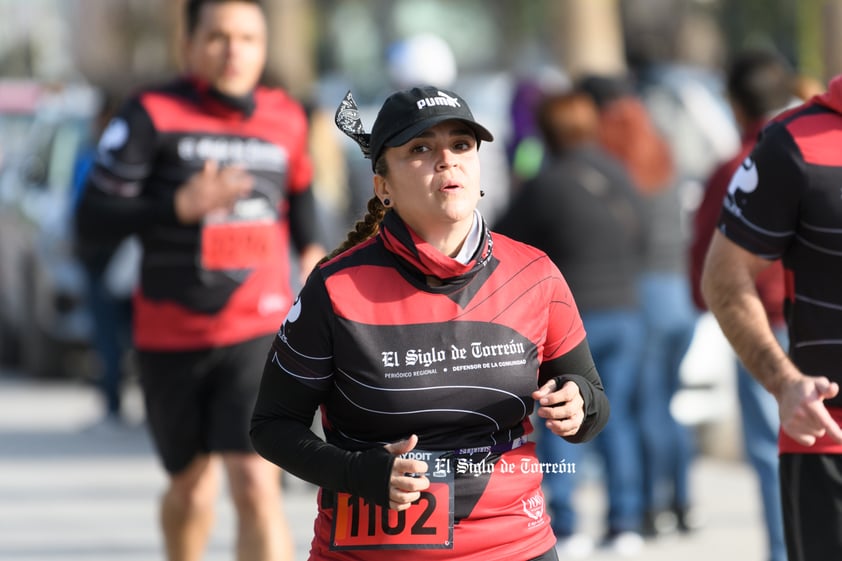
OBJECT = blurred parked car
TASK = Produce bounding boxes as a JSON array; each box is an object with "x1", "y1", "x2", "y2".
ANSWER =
[
  {"x1": 0, "y1": 83, "x2": 102, "y2": 377},
  {"x1": 0, "y1": 79, "x2": 44, "y2": 367},
  {"x1": 0, "y1": 80, "x2": 44, "y2": 174}
]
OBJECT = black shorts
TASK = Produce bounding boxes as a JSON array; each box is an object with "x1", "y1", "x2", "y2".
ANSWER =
[
  {"x1": 528, "y1": 546, "x2": 559, "y2": 561},
  {"x1": 779, "y1": 453, "x2": 842, "y2": 561},
  {"x1": 137, "y1": 334, "x2": 275, "y2": 474}
]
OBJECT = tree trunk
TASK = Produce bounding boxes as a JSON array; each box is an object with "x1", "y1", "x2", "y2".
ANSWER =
[{"x1": 551, "y1": 0, "x2": 626, "y2": 79}]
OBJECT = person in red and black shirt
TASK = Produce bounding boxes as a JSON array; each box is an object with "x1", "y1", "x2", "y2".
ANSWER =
[
  {"x1": 74, "y1": 1, "x2": 324, "y2": 560},
  {"x1": 702, "y1": 74, "x2": 842, "y2": 561},
  {"x1": 690, "y1": 48, "x2": 793, "y2": 561},
  {"x1": 250, "y1": 86, "x2": 610, "y2": 561}
]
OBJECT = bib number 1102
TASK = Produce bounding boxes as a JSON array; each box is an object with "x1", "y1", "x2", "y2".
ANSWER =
[
  {"x1": 344, "y1": 492, "x2": 437, "y2": 537},
  {"x1": 330, "y1": 455, "x2": 453, "y2": 550}
]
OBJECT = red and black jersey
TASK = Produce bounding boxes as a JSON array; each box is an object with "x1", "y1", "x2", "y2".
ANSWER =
[
  {"x1": 283, "y1": 213, "x2": 585, "y2": 451},
  {"x1": 253, "y1": 212, "x2": 609, "y2": 560},
  {"x1": 76, "y1": 76, "x2": 317, "y2": 351},
  {"x1": 718, "y1": 77, "x2": 842, "y2": 414},
  {"x1": 690, "y1": 120, "x2": 786, "y2": 325}
]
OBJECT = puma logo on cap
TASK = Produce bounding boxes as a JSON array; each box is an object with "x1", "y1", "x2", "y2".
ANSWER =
[{"x1": 416, "y1": 91, "x2": 461, "y2": 110}]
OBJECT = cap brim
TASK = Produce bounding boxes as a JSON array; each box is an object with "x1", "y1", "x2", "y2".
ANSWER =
[{"x1": 385, "y1": 116, "x2": 494, "y2": 148}]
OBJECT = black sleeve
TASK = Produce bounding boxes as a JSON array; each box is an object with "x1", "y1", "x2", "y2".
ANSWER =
[
  {"x1": 537, "y1": 337, "x2": 610, "y2": 443},
  {"x1": 75, "y1": 179, "x2": 178, "y2": 241},
  {"x1": 717, "y1": 121, "x2": 803, "y2": 259},
  {"x1": 287, "y1": 186, "x2": 321, "y2": 252},
  {"x1": 74, "y1": 96, "x2": 178, "y2": 242},
  {"x1": 250, "y1": 354, "x2": 396, "y2": 507}
]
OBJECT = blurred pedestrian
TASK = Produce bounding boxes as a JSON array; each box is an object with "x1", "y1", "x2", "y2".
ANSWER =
[
  {"x1": 251, "y1": 85, "x2": 610, "y2": 561},
  {"x1": 71, "y1": 91, "x2": 135, "y2": 431},
  {"x1": 506, "y1": 79, "x2": 548, "y2": 189},
  {"x1": 74, "y1": 1, "x2": 325, "y2": 560},
  {"x1": 702, "y1": 71, "x2": 842, "y2": 561},
  {"x1": 495, "y1": 90, "x2": 646, "y2": 557},
  {"x1": 505, "y1": 69, "x2": 570, "y2": 192},
  {"x1": 690, "y1": 47, "x2": 795, "y2": 561},
  {"x1": 578, "y1": 73, "x2": 700, "y2": 537}
]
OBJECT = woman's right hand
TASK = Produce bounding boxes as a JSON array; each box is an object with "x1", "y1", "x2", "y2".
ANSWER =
[{"x1": 383, "y1": 434, "x2": 430, "y2": 511}]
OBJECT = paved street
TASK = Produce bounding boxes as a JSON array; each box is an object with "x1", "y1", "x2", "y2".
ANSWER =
[{"x1": 0, "y1": 370, "x2": 769, "y2": 561}]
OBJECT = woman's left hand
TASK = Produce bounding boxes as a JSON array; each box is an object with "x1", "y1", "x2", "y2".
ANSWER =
[
  {"x1": 532, "y1": 378, "x2": 585, "y2": 437},
  {"x1": 383, "y1": 434, "x2": 431, "y2": 511}
]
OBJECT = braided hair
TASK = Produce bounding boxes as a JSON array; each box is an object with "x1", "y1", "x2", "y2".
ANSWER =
[{"x1": 318, "y1": 157, "x2": 391, "y2": 265}]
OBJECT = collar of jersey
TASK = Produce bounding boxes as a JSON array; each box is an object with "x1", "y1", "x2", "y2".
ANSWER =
[
  {"x1": 187, "y1": 75, "x2": 257, "y2": 118},
  {"x1": 379, "y1": 211, "x2": 493, "y2": 286}
]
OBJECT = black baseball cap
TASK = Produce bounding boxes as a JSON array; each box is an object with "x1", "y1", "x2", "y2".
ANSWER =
[{"x1": 369, "y1": 86, "x2": 494, "y2": 170}]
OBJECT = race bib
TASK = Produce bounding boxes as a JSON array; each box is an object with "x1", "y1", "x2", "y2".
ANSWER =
[
  {"x1": 200, "y1": 197, "x2": 279, "y2": 271},
  {"x1": 330, "y1": 451, "x2": 454, "y2": 550}
]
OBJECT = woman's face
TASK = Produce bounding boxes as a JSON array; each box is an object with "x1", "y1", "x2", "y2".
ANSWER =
[{"x1": 375, "y1": 120, "x2": 482, "y2": 245}]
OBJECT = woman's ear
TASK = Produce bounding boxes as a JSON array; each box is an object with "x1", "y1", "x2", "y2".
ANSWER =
[{"x1": 373, "y1": 174, "x2": 390, "y2": 203}]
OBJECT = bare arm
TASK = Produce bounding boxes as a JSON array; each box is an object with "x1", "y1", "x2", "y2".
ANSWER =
[
  {"x1": 297, "y1": 243, "x2": 327, "y2": 285},
  {"x1": 702, "y1": 231, "x2": 842, "y2": 446},
  {"x1": 701, "y1": 231, "x2": 793, "y2": 394}
]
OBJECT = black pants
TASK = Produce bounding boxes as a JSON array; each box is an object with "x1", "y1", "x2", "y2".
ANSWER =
[{"x1": 780, "y1": 453, "x2": 842, "y2": 561}]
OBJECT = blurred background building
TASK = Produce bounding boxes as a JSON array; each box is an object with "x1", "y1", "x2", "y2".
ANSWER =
[{"x1": 0, "y1": 0, "x2": 839, "y2": 93}]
